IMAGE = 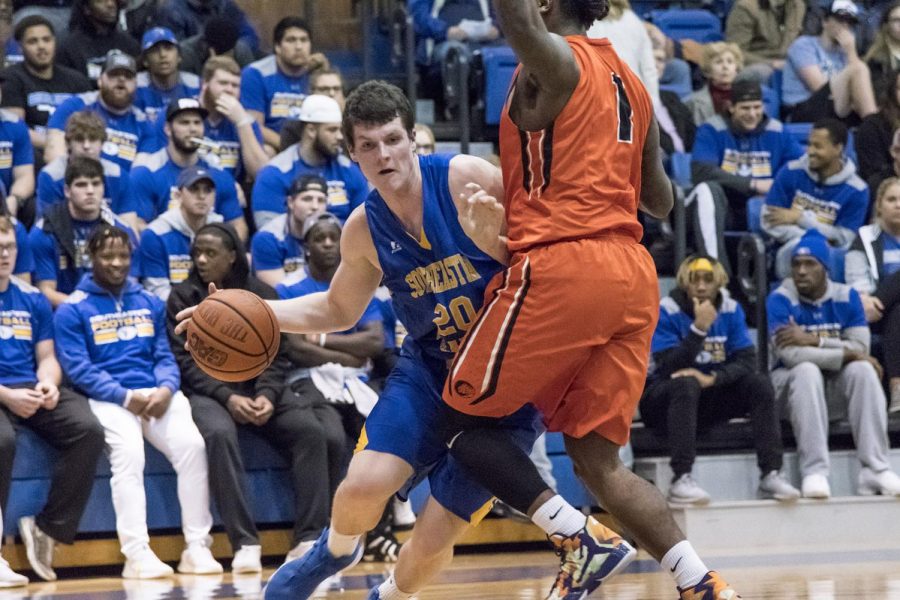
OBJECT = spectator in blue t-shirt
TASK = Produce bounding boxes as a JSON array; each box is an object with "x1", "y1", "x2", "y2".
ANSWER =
[
  {"x1": 29, "y1": 156, "x2": 137, "y2": 307},
  {"x1": 45, "y1": 51, "x2": 156, "y2": 174},
  {"x1": 125, "y1": 97, "x2": 246, "y2": 239},
  {"x1": 36, "y1": 110, "x2": 129, "y2": 221},
  {"x1": 240, "y1": 17, "x2": 329, "y2": 152},
  {"x1": 0, "y1": 214, "x2": 104, "y2": 585},
  {"x1": 767, "y1": 229, "x2": 900, "y2": 499},
  {"x1": 688, "y1": 80, "x2": 804, "y2": 265},
  {"x1": 139, "y1": 165, "x2": 223, "y2": 301},
  {"x1": 251, "y1": 95, "x2": 367, "y2": 230},
  {"x1": 135, "y1": 27, "x2": 201, "y2": 123},
  {"x1": 0, "y1": 97, "x2": 35, "y2": 228},
  {"x1": 251, "y1": 173, "x2": 327, "y2": 288},
  {"x1": 642, "y1": 255, "x2": 798, "y2": 505},
  {"x1": 762, "y1": 118, "x2": 869, "y2": 278},
  {"x1": 196, "y1": 55, "x2": 267, "y2": 183},
  {"x1": 782, "y1": 0, "x2": 877, "y2": 124}
]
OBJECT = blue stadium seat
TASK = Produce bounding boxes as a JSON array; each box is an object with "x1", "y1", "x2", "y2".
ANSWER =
[
  {"x1": 481, "y1": 45, "x2": 517, "y2": 126},
  {"x1": 650, "y1": 9, "x2": 723, "y2": 43},
  {"x1": 762, "y1": 85, "x2": 779, "y2": 120},
  {"x1": 747, "y1": 195, "x2": 765, "y2": 234},
  {"x1": 670, "y1": 151, "x2": 692, "y2": 189}
]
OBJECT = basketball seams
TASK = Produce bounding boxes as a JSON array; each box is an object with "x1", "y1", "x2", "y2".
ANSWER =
[
  {"x1": 206, "y1": 295, "x2": 269, "y2": 356},
  {"x1": 191, "y1": 311, "x2": 266, "y2": 358}
]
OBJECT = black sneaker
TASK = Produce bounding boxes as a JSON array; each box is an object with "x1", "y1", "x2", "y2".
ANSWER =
[{"x1": 363, "y1": 528, "x2": 400, "y2": 563}]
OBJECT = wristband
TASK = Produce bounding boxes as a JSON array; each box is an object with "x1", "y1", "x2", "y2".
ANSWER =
[{"x1": 319, "y1": 334, "x2": 327, "y2": 347}]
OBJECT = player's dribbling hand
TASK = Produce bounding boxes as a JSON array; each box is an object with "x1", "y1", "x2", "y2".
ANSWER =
[{"x1": 174, "y1": 283, "x2": 221, "y2": 342}]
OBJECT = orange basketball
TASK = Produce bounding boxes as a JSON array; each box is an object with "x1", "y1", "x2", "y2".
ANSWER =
[{"x1": 186, "y1": 289, "x2": 280, "y2": 382}]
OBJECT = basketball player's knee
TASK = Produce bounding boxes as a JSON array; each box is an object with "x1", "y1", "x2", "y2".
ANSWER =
[{"x1": 335, "y1": 471, "x2": 395, "y2": 507}]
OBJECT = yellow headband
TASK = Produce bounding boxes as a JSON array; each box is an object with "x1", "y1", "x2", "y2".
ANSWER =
[{"x1": 688, "y1": 258, "x2": 715, "y2": 273}]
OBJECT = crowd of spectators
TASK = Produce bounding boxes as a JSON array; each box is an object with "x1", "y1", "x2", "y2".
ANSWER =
[{"x1": 0, "y1": 0, "x2": 899, "y2": 589}]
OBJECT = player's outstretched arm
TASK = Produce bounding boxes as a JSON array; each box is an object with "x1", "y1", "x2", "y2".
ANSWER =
[
  {"x1": 493, "y1": 0, "x2": 579, "y2": 97},
  {"x1": 268, "y1": 207, "x2": 384, "y2": 334},
  {"x1": 639, "y1": 117, "x2": 674, "y2": 219}
]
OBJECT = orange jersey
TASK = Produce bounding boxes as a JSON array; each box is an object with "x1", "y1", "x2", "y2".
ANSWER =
[{"x1": 499, "y1": 36, "x2": 652, "y2": 252}]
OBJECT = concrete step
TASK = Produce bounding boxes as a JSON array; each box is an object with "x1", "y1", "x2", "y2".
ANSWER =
[
  {"x1": 670, "y1": 496, "x2": 900, "y2": 557},
  {"x1": 635, "y1": 448, "x2": 900, "y2": 501}
]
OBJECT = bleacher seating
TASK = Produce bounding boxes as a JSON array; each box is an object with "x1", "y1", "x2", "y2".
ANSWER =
[
  {"x1": 480, "y1": 45, "x2": 517, "y2": 126},
  {"x1": 650, "y1": 9, "x2": 724, "y2": 43}
]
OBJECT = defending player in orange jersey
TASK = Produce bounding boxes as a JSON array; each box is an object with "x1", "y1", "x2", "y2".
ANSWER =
[{"x1": 442, "y1": 1, "x2": 741, "y2": 599}]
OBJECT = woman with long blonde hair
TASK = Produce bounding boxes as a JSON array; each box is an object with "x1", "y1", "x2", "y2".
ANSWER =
[
  {"x1": 864, "y1": 0, "x2": 900, "y2": 100},
  {"x1": 845, "y1": 176, "x2": 900, "y2": 412}
]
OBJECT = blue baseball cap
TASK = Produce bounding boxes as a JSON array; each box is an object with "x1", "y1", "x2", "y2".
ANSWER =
[
  {"x1": 176, "y1": 165, "x2": 215, "y2": 189},
  {"x1": 792, "y1": 229, "x2": 830, "y2": 270},
  {"x1": 142, "y1": 27, "x2": 178, "y2": 53}
]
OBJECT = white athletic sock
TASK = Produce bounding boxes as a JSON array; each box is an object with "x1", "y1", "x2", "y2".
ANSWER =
[
  {"x1": 531, "y1": 495, "x2": 586, "y2": 536},
  {"x1": 326, "y1": 529, "x2": 361, "y2": 558},
  {"x1": 661, "y1": 540, "x2": 709, "y2": 589},
  {"x1": 377, "y1": 574, "x2": 414, "y2": 600}
]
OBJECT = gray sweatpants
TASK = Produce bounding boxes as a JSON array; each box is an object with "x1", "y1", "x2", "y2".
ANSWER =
[{"x1": 771, "y1": 360, "x2": 891, "y2": 477}]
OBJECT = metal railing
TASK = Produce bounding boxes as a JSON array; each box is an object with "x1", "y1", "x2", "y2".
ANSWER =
[{"x1": 736, "y1": 232, "x2": 769, "y2": 373}]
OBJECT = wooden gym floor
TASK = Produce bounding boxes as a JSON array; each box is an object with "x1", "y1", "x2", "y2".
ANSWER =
[{"x1": 4, "y1": 549, "x2": 900, "y2": 599}]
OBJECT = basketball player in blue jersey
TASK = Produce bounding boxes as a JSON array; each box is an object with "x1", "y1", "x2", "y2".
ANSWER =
[{"x1": 178, "y1": 81, "x2": 616, "y2": 600}]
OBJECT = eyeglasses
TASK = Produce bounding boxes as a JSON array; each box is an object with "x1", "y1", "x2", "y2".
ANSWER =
[{"x1": 0, "y1": 243, "x2": 16, "y2": 255}]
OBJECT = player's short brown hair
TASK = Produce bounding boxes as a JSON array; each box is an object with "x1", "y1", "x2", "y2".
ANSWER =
[
  {"x1": 342, "y1": 80, "x2": 414, "y2": 149},
  {"x1": 65, "y1": 155, "x2": 105, "y2": 186},
  {"x1": 65, "y1": 110, "x2": 107, "y2": 143},
  {"x1": 202, "y1": 55, "x2": 241, "y2": 82}
]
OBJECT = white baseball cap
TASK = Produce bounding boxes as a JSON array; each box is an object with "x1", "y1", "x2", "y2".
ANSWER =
[
  {"x1": 829, "y1": 0, "x2": 860, "y2": 22},
  {"x1": 298, "y1": 94, "x2": 342, "y2": 124}
]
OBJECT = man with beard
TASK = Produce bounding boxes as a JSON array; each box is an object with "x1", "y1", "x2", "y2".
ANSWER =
[
  {"x1": 251, "y1": 94, "x2": 367, "y2": 230},
  {"x1": 44, "y1": 51, "x2": 155, "y2": 174},
  {"x1": 0, "y1": 15, "x2": 91, "y2": 155},
  {"x1": 196, "y1": 56, "x2": 267, "y2": 183},
  {"x1": 762, "y1": 118, "x2": 869, "y2": 278},
  {"x1": 135, "y1": 27, "x2": 200, "y2": 122},
  {"x1": 125, "y1": 98, "x2": 246, "y2": 239},
  {"x1": 241, "y1": 17, "x2": 329, "y2": 152},
  {"x1": 56, "y1": 0, "x2": 141, "y2": 81}
]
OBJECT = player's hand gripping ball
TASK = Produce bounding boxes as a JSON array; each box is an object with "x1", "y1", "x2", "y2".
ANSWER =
[{"x1": 186, "y1": 289, "x2": 280, "y2": 382}]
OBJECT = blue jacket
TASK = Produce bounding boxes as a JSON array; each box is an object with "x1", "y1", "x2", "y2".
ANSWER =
[{"x1": 54, "y1": 276, "x2": 180, "y2": 404}]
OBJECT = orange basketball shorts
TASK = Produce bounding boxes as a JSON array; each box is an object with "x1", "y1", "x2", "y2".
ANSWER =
[{"x1": 443, "y1": 235, "x2": 659, "y2": 445}]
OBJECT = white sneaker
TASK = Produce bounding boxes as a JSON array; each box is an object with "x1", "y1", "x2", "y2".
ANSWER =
[
  {"x1": 801, "y1": 474, "x2": 831, "y2": 499},
  {"x1": 283, "y1": 540, "x2": 315, "y2": 564},
  {"x1": 0, "y1": 558, "x2": 27, "y2": 588},
  {"x1": 18, "y1": 515, "x2": 56, "y2": 581},
  {"x1": 178, "y1": 543, "x2": 223, "y2": 575},
  {"x1": 758, "y1": 470, "x2": 801, "y2": 502},
  {"x1": 858, "y1": 467, "x2": 900, "y2": 497},
  {"x1": 122, "y1": 547, "x2": 175, "y2": 579},
  {"x1": 890, "y1": 383, "x2": 900, "y2": 414},
  {"x1": 231, "y1": 545, "x2": 262, "y2": 574},
  {"x1": 316, "y1": 572, "x2": 343, "y2": 592},
  {"x1": 667, "y1": 473, "x2": 711, "y2": 505},
  {"x1": 392, "y1": 497, "x2": 416, "y2": 531}
]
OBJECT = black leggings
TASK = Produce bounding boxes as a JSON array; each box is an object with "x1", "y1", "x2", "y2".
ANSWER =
[{"x1": 873, "y1": 270, "x2": 900, "y2": 380}]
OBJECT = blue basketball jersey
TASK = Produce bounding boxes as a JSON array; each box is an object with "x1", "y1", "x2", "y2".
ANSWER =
[{"x1": 365, "y1": 153, "x2": 502, "y2": 369}]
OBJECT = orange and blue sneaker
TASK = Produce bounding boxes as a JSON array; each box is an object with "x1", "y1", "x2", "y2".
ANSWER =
[
  {"x1": 678, "y1": 571, "x2": 741, "y2": 599},
  {"x1": 545, "y1": 516, "x2": 637, "y2": 600}
]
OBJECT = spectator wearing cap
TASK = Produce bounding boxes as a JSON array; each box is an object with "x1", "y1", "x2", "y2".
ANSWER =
[
  {"x1": 155, "y1": 0, "x2": 259, "y2": 56},
  {"x1": 845, "y1": 176, "x2": 900, "y2": 413},
  {"x1": 762, "y1": 118, "x2": 869, "y2": 279},
  {"x1": 278, "y1": 68, "x2": 349, "y2": 149},
  {"x1": 55, "y1": 0, "x2": 141, "y2": 81},
  {"x1": 45, "y1": 51, "x2": 155, "y2": 174},
  {"x1": 179, "y1": 16, "x2": 256, "y2": 76},
  {"x1": 138, "y1": 165, "x2": 222, "y2": 301},
  {"x1": 0, "y1": 82, "x2": 34, "y2": 227},
  {"x1": 125, "y1": 97, "x2": 245, "y2": 238},
  {"x1": 251, "y1": 173, "x2": 327, "y2": 287},
  {"x1": 251, "y1": 94, "x2": 367, "y2": 230},
  {"x1": 782, "y1": 0, "x2": 877, "y2": 124},
  {"x1": 766, "y1": 228, "x2": 900, "y2": 499},
  {"x1": 134, "y1": 27, "x2": 200, "y2": 123},
  {"x1": 641, "y1": 255, "x2": 798, "y2": 505},
  {"x1": 690, "y1": 79, "x2": 804, "y2": 239},
  {"x1": 0, "y1": 15, "x2": 92, "y2": 155},
  {"x1": 165, "y1": 221, "x2": 337, "y2": 571},
  {"x1": 195, "y1": 55, "x2": 266, "y2": 183},
  {"x1": 725, "y1": 0, "x2": 806, "y2": 84},
  {"x1": 36, "y1": 110, "x2": 129, "y2": 222},
  {"x1": 241, "y1": 17, "x2": 330, "y2": 152},
  {"x1": 29, "y1": 155, "x2": 137, "y2": 307},
  {"x1": 274, "y1": 212, "x2": 390, "y2": 563}
]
